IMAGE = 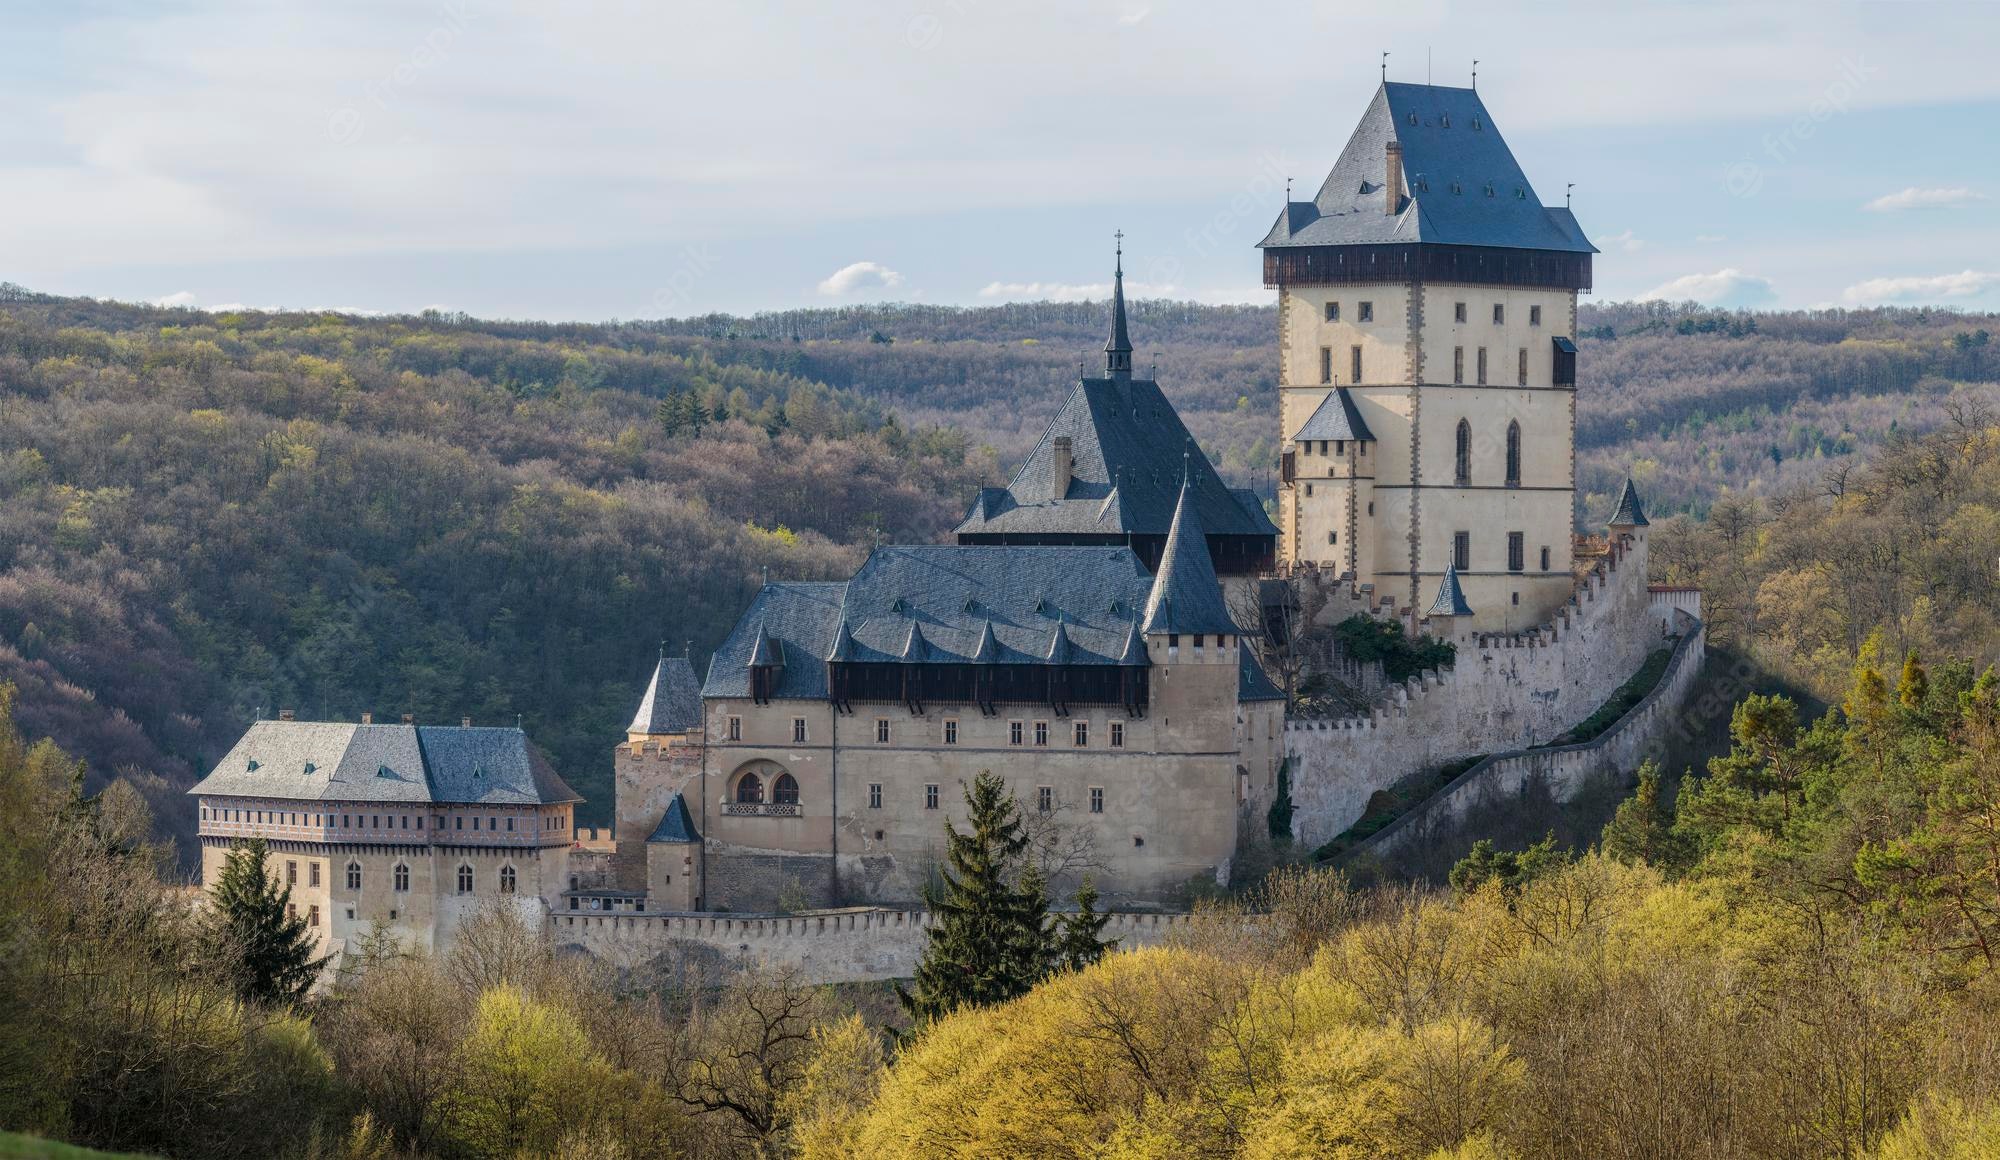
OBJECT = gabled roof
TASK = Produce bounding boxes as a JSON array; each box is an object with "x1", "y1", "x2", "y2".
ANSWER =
[
  {"x1": 1142, "y1": 473, "x2": 1243, "y2": 636},
  {"x1": 628, "y1": 654, "x2": 702, "y2": 734},
  {"x1": 1292, "y1": 388, "x2": 1375, "y2": 443},
  {"x1": 1609, "y1": 477, "x2": 1650, "y2": 528},
  {"x1": 1426, "y1": 565, "x2": 1475, "y2": 618},
  {"x1": 952, "y1": 375, "x2": 1277, "y2": 540},
  {"x1": 1258, "y1": 82, "x2": 1596, "y2": 255},
  {"x1": 647, "y1": 792, "x2": 700, "y2": 843},
  {"x1": 703, "y1": 547, "x2": 1160, "y2": 700},
  {"x1": 190, "y1": 722, "x2": 581, "y2": 805}
]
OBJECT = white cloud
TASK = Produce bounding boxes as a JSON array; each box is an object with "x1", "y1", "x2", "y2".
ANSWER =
[
  {"x1": 979, "y1": 279, "x2": 1165, "y2": 302},
  {"x1": 1862, "y1": 187, "x2": 1988, "y2": 212},
  {"x1": 817, "y1": 261, "x2": 904, "y2": 296},
  {"x1": 1637, "y1": 268, "x2": 1777, "y2": 306},
  {"x1": 1841, "y1": 269, "x2": 2000, "y2": 303},
  {"x1": 150, "y1": 290, "x2": 197, "y2": 308},
  {"x1": 1603, "y1": 229, "x2": 1645, "y2": 252}
]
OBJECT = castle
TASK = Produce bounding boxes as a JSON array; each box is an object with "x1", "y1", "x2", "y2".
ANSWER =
[{"x1": 190, "y1": 81, "x2": 1699, "y2": 966}]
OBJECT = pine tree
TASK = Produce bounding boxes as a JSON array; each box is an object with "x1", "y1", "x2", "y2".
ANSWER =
[
  {"x1": 1901, "y1": 648, "x2": 1931, "y2": 711},
  {"x1": 209, "y1": 836, "x2": 331, "y2": 1006},
  {"x1": 1055, "y1": 876, "x2": 1116, "y2": 972},
  {"x1": 1601, "y1": 761, "x2": 1693, "y2": 870},
  {"x1": 899, "y1": 772, "x2": 1054, "y2": 1025}
]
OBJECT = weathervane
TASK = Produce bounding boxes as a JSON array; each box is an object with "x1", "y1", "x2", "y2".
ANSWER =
[
  {"x1": 1381, "y1": 51, "x2": 1389, "y2": 82},
  {"x1": 1566, "y1": 183, "x2": 1574, "y2": 208},
  {"x1": 1472, "y1": 59, "x2": 1478, "y2": 89}
]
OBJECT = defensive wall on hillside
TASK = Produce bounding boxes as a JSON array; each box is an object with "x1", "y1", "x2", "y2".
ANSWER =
[
  {"x1": 550, "y1": 906, "x2": 1194, "y2": 983},
  {"x1": 1280, "y1": 534, "x2": 1666, "y2": 849},
  {"x1": 1350, "y1": 609, "x2": 1706, "y2": 862}
]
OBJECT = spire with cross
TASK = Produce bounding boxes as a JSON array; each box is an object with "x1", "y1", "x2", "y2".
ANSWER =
[{"x1": 1104, "y1": 229, "x2": 1133, "y2": 380}]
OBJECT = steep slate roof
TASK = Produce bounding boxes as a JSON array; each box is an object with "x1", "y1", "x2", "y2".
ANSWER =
[
  {"x1": 628, "y1": 654, "x2": 702, "y2": 734},
  {"x1": 702, "y1": 547, "x2": 1161, "y2": 700},
  {"x1": 190, "y1": 722, "x2": 581, "y2": 805},
  {"x1": 1142, "y1": 474, "x2": 1244, "y2": 636},
  {"x1": 952, "y1": 375, "x2": 1277, "y2": 540},
  {"x1": 1258, "y1": 82, "x2": 1596, "y2": 255},
  {"x1": 1238, "y1": 647, "x2": 1286, "y2": 702},
  {"x1": 647, "y1": 792, "x2": 700, "y2": 843},
  {"x1": 1291, "y1": 388, "x2": 1375, "y2": 443},
  {"x1": 1608, "y1": 478, "x2": 1650, "y2": 528},
  {"x1": 1425, "y1": 565, "x2": 1475, "y2": 618}
]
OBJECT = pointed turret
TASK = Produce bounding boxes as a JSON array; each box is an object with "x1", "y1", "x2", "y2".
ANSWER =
[
  {"x1": 900, "y1": 620, "x2": 930, "y2": 661},
  {"x1": 1608, "y1": 477, "x2": 1650, "y2": 530},
  {"x1": 825, "y1": 619, "x2": 858, "y2": 663},
  {"x1": 969, "y1": 618, "x2": 1001, "y2": 663},
  {"x1": 1116, "y1": 618, "x2": 1147, "y2": 665},
  {"x1": 747, "y1": 624, "x2": 783, "y2": 670},
  {"x1": 1425, "y1": 564, "x2": 1475, "y2": 619},
  {"x1": 646, "y1": 792, "x2": 700, "y2": 844},
  {"x1": 1046, "y1": 615, "x2": 1073, "y2": 664},
  {"x1": 628, "y1": 651, "x2": 703, "y2": 737},
  {"x1": 1142, "y1": 460, "x2": 1241, "y2": 637},
  {"x1": 1104, "y1": 232, "x2": 1133, "y2": 380}
]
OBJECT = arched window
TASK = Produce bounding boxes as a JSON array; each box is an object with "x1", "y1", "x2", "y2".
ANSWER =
[
  {"x1": 346, "y1": 862, "x2": 361, "y2": 890},
  {"x1": 773, "y1": 773, "x2": 799, "y2": 805},
  {"x1": 393, "y1": 863, "x2": 410, "y2": 892},
  {"x1": 735, "y1": 772, "x2": 764, "y2": 803},
  {"x1": 1505, "y1": 421, "x2": 1521, "y2": 487},
  {"x1": 500, "y1": 865, "x2": 517, "y2": 894},
  {"x1": 456, "y1": 864, "x2": 473, "y2": 895},
  {"x1": 1455, "y1": 419, "x2": 1472, "y2": 487}
]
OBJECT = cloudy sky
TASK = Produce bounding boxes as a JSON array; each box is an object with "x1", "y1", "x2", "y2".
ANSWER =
[{"x1": 5, "y1": 1, "x2": 1999, "y2": 319}]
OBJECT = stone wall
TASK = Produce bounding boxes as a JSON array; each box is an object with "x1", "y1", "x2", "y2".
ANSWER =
[
  {"x1": 1283, "y1": 531, "x2": 1659, "y2": 848},
  {"x1": 552, "y1": 906, "x2": 1196, "y2": 984},
  {"x1": 1352, "y1": 610, "x2": 1707, "y2": 861}
]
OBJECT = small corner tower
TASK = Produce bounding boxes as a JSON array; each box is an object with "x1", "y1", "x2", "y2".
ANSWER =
[
  {"x1": 1260, "y1": 80, "x2": 1595, "y2": 632},
  {"x1": 1422, "y1": 562, "x2": 1475, "y2": 643},
  {"x1": 614, "y1": 644, "x2": 705, "y2": 891},
  {"x1": 644, "y1": 791, "x2": 702, "y2": 911},
  {"x1": 1143, "y1": 458, "x2": 1246, "y2": 742}
]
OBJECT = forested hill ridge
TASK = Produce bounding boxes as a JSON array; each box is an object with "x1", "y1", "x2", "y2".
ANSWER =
[{"x1": 0, "y1": 283, "x2": 1992, "y2": 846}]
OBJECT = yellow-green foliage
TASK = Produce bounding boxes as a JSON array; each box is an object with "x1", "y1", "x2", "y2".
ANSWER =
[{"x1": 446, "y1": 984, "x2": 607, "y2": 1157}]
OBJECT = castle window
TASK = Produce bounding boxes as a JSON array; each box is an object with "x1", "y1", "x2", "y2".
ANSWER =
[
  {"x1": 876, "y1": 718, "x2": 890, "y2": 743},
  {"x1": 1319, "y1": 346, "x2": 1332, "y2": 384},
  {"x1": 393, "y1": 864, "x2": 410, "y2": 893},
  {"x1": 286, "y1": 861, "x2": 297, "y2": 886},
  {"x1": 1110, "y1": 722, "x2": 1124, "y2": 747},
  {"x1": 346, "y1": 862, "x2": 361, "y2": 890},
  {"x1": 792, "y1": 718, "x2": 807, "y2": 743},
  {"x1": 868, "y1": 783, "x2": 882, "y2": 809},
  {"x1": 1038, "y1": 786, "x2": 1053, "y2": 813},
  {"x1": 1508, "y1": 532, "x2": 1525, "y2": 572},
  {"x1": 487, "y1": 816, "x2": 496, "y2": 832},
  {"x1": 1454, "y1": 301, "x2": 1467, "y2": 323},
  {"x1": 1034, "y1": 722, "x2": 1049, "y2": 746},
  {"x1": 310, "y1": 863, "x2": 321, "y2": 888},
  {"x1": 1518, "y1": 348, "x2": 1528, "y2": 386},
  {"x1": 1455, "y1": 420, "x2": 1472, "y2": 486},
  {"x1": 1513, "y1": 591, "x2": 1521, "y2": 606},
  {"x1": 1541, "y1": 546, "x2": 1551, "y2": 571},
  {"x1": 1351, "y1": 346, "x2": 1363, "y2": 384},
  {"x1": 1329, "y1": 531, "x2": 1337, "y2": 545},
  {"x1": 456, "y1": 815, "x2": 463, "y2": 830},
  {"x1": 457, "y1": 864, "x2": 473, "y2": 895},
  {"x1": 287, "y1": 903, "x2": 296, "y2": 921},
  {"x1": 1009, "y1": 721, "x2": 1023, "y2": 746},
  {"x1": 943, "y1": 720, "x2": 958, "y2": 745},
  {"x1": 735, "y1": 772, "x2": 764, "y2": 803},
  {"x1": 1074, "y1": 722, "x2": 1089, "y2": 747},
  {"x1": 1305, "y1": 484, "x2": 1312, "y2": 497},
  {"x1": 1325, "y1": 301, "x2": 1339, "y2": 322},
  {"x1": 1090, "y1": 787, "x2": 1105, "y2": 814},
  {"x1": 1529, "y1": 305, "x2": 1542, "y2": 327},
  {"x1": 1454, "y1": 531, "x2": 1471, "y2": 571},
  {"x1": 1334, "y1": 439, "x2": 1344, "y2": 455},
  {"x1": 473, "y1": 816, "x2": 480, "y2": 831},
  {"x1": 1494, "y1": 304, "x2": 1505, "y2": 325},
  {"x1": 1505, "y1": 422, "x2": 1521, "y2": 487},
  {"x1": 308, "y1": 905, "x2": 319, "y2": 928},
  {"x1": 727, "y1": 716, "x2": 741, "y2": 741},
  {"x1": 773, "y1": 773, "x2": 799, "y2": 805},
  {"x1": 1477, "y1": 347, "x2": 1488, "y2": 385},
  {"x1": 1358, "y1": 302, "x2": 1373, "y2": 322},
  {"x1": 506, "y1": 817, "x2": 514, "y2": 832},
  {"x1": 342, "y1": 815, "x2": 349, "y2": 828},
  {"x1": 1453, "y1": 347, "x2": 1464, "y2": 384},
  {"x1": 925, "y1": 784, "x2": 940, "y2": 810}
]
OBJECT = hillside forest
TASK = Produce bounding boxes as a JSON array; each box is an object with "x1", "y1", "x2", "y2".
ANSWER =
[{"x1": 0, "y1": 283, "x2": 1992, "y2": 842}]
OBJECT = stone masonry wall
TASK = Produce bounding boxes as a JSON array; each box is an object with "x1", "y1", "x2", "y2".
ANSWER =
[
  {"x1": 1353, "y1": 611, "x2": 1706, "y2": 861},
  {"x1": 1284, "y1": 532, "x2": 1660, "y2": 849},
  {"x1": 552, "y1": 906, "x2": 1195, "y2": 984}
]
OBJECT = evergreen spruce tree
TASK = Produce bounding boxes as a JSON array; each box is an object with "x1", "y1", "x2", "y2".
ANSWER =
[
  {"x1": 1056, "y1": 876, "x2": 1116, "y2": 972},
  {"x1": 209, "y1": 837, "x2": 331, "y2": 1007},
  {"x1": 1601, "y1": 761, "x2": 1693, "y2": 869},
  {"x1": 900, "y1": 772, "x2": 1054, "y2": 1025}
]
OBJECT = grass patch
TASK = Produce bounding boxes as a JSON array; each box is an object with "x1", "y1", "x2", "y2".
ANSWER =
[
  {"x1": 1542, "y1": 645, "x2": 1674, "y2": 748},
  {"x1": 1312, "y1": 754, "x2": 1487, "y2": 863}
]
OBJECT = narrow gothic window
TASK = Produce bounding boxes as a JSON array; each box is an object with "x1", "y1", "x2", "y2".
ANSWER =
[
  {"x1": 1453, "y1": 347, "x2": 1464, "y2": 384},
  {"x1": 1477, "y1": 347, "x2": 1488, "y2": 385},
  {"x1": 1508, "y1": 532, "x2": 1525, "y2": 572},
  {"x1": 1351, "y1": 346, "x2": 1363, "y2": 384},
  {"x1": 457, "y1": 864, "x2": 473, "y2": 894},
  {"x1": 1319, "y1": 346, "x2": 1332, "y2": 384},
  {"x1": 1455, "y1": 420, "x2": 1472, "y2": 487},
  {"x1": 1519, "y1": 347, "x2": 1529, "y2": 386},
  {"x1": 1541, "y1": 546, "x2": 1551, "y2": 571},
  {"x1": 1505, "y1": 421, "x2": 1521, "y2": 487},
  {"x1": 773, "y1": 773, "x2": 799, "y2": 805},
  {"x1": 1454, "y1": 531, "x2": 1471, "y2": 571}
]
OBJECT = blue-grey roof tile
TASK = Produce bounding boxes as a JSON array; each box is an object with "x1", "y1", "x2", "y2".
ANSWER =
[
  {"x1": 1292, "y1": 388, "x2": 1375, "y2": 443},
  {"x1": 190, "y1": 722, "x2": 579, "y2": 806},
  {"x1": 1142, "y1": 476, "x2": 1244, "y2": 636},
  {"x1": 628, "y1": 655, "x2": 702, "y2": 734},
  {"x1": 647, "y1": 792, "x2": 700, "y2": 843}
]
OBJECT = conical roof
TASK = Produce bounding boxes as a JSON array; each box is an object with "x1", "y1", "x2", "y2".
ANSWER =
[
  {"x1": 1608, "y1": 478, "x2": 1650, "y2": 528},
  {"x1": 1104, "y1": 235, "x2": 1132, "y2": 378},
  {"x1": 1047, "y1": 616, "x2": 1073, "y2": 663},
  {"x1": 646, "y1": 792, "x2": 700, "y2": 843},
  {"x1": 825, "y1": 619, "x2": 858, "y2": 662},
  {"x1": 969, "y1": 618, "x2": 1001, "y2": 663},
  {"x1": 1426, "y1": 565, "x2": 1474, "y2": 618},
  {"x1": 1116, "y1": 618, "x2": 1148, "y2": 665},
  {"x1": 1142, "y1": 464, "x2": 1242, "y2": 636},
  {"x1": 628, "y1": 652, "x2": 702, "y2": 734},
  {"x1": 900, "y1": 620, "x2": 930, "y2": 661},
  {"x1": 747, "y1": 624, "x2": 783, "y2": 668}
]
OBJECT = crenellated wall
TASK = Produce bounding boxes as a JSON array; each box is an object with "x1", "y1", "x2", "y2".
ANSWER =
[
  {"x1": 551, "y1": 906, "x2": 1197, "y2": 983},
  {"x1": 1283, "y1": 530, "x2": 1661, "y2": 848}
]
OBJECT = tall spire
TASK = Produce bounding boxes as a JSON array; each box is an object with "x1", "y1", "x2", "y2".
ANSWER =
[{"x1": 1104, "y1": 230, "x2": 1133, "y2": 380}]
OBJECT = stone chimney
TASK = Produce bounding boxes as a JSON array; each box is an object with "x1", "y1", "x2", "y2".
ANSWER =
[
  {"x1": 360, "y1": 711, "x2": 373, "y2": 725},
  {"x1": 461, "y1": 716, "x2": 472, "y2": 728},
  {"x1": 1052, "y1": 436, "x2": 1073, "y2": 500},
  {"x1": 401, "y1": 713, "x2": 415, "y2": 725},
  {"x1": 1384, "y1": 140, "x2": 1404, "y2": 215},
  {"x1": 278, "y1": 708, "x2": 295, "y2": 721}
]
